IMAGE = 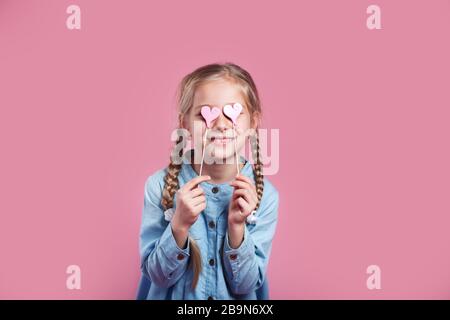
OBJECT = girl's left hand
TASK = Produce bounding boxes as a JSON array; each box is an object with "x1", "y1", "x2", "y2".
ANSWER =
[{"x1": 228, "y1": 174, "x2": 258, "y2": 225}]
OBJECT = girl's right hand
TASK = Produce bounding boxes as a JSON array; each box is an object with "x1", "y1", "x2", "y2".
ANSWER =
[{"x1": 171, "y1": 175, "x2": 211, "y2": 231}]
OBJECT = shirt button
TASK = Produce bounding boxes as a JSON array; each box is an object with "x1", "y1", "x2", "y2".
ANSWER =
[
  {"x1": 208, "y1": 220, "x2": 215, "y2": 229},
  {"x1": 177, "y1": 253, "x2": 185, "y2": 260},
  {"x1": 209, "y1": 258, "x2": 215, "y2": 266},
  {"x1": 211, "y1": 186, "x2": 219, "y2": 194},
  {"x1": 229, "y1": 254, "x2": 238, "y2": 260},
  {"x1": 207, "y1": 296, "x2": 214, "y2": 300}
]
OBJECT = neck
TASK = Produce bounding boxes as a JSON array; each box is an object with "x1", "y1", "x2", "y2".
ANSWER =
[{"x1": 192, "y1": 159, "x2": 244, "y2": 184}]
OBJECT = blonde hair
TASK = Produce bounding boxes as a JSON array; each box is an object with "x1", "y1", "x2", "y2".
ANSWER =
[{"x1": 161, "y1": 62, "x2": 264, "y2": 289}]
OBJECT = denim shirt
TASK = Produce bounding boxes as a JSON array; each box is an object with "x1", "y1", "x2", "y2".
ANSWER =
[{"x1": 136, "y1": 152, "x2": 279, "y2": 300}]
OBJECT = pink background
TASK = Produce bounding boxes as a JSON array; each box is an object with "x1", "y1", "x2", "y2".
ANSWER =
[{"x1": 1, "y1": 0, "x2": 449, "y2": 299}]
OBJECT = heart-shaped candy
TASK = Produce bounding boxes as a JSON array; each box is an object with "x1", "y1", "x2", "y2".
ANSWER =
[
  {"x1": 200, "y1": 106, "x2": 221, "y2": 128},
  {"x1": 223, "y1": 103, "x2": 243, "y2": 125}
]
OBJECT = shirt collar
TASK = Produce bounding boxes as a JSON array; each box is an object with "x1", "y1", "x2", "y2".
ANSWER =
[{"x1": 179, "y1": 149, "x2": 254, "y2": 198}]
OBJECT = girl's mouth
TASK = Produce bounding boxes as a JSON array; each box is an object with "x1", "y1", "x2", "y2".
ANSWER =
[{"x1": 209, "y1": 136, "x2": 235, "y2": 145}]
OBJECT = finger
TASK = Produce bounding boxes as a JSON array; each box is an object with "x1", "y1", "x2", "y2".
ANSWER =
[
  {"x1": 230, "y1": 180, "x2": 250, "y2": 190},
  {"x1": 230, "y1": 180, "x2": 257, "y2": 199},
  {"x1": 191, "y1": 195, "x2": 206, "y2": 206},
  {"x1": 231, "y1": 181, "x2": 257, "y2": 203},
  {"x1": 233, "y1": 189, "x2": 256, "y2": 206},
  {"x1": 188, "y1": 187, "x2": 204, "y2": 198},
  {"x1": 235, "y1": 174, "x2": 255, "y2": 186},
  {"x1": 230, "y1": 179, "x2": 256, "y2": 193},
  {"x1": 237, "y1": 197, "x2": 252, "y2": 217},
  {"x1": 194, "y1": 201, "x2": 207, "y2": 212},
  {"x1": 182, "y1": 175, "x2": 211, "y2": 191}
]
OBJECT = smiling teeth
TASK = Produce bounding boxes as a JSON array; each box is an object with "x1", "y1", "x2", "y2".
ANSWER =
[
  {"x1": 211, "y1": 137, "x2": 234, "y2": 140},
  {"x1": 210, "y1": 137, "x2": 235, "y2": 143}
]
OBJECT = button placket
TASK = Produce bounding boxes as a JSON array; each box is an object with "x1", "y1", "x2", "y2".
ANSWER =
[{"x1": 205, "y1": 198, "x2": 219, "y2": 299}]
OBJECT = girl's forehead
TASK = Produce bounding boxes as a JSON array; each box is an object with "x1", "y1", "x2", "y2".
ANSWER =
[{"x1": 193, "y1": 80, "x2": 245, "y2": 108}]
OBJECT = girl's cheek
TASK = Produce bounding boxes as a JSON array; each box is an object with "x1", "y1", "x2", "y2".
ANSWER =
[
  {"x1": 235, "y1": 118, "x2": 250, "y2": 135},
  {"x1": 185, "y1": 121, "x2": 202, "y2": 150},
  {"x1": 192, "y1": 119, "x2": 207, "y2": 137},
  {"x1": 235, "y1": 124, "x2": 244, "y2": 135}
]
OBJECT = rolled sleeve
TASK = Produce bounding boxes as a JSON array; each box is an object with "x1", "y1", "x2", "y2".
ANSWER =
[
  {"x1": 139, "y1": 170, "x2": 191, "y2": 288},
  {"x1": 223, "y1": 225, "x2": 254, "y2": 289},
  {"x1": 160, "y1": 221, "x2": 190, "y2": 261},
  {"x1": 224, "y1": 224, "x2": 253, "y2": 259},
  {"x1": 222, "y1": 185, "x2": 279, "y2": 295}
]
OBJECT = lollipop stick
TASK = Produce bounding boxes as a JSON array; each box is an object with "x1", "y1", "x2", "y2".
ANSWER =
[
  {"x1": 199, "y1": 129, "x2": 208, "y2": 176},
  {"x1": 233, "y1": 125, "x2": 239, "y2": 176}
]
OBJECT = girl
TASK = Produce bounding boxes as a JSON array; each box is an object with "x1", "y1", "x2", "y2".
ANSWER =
[{"x1": 136, "y1": 63, "x2": 279, "y2": 300}]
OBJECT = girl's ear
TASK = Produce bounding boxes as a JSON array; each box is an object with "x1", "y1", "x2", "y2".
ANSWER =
[{"x1": 251, "y1": 111, "x2": 261, "y2": 129}]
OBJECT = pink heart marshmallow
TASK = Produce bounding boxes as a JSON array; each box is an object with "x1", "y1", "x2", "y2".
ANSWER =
[
  {"x1": 200, "y1": 106, "x2": 221, "y2": 128},
  {"x1": 223, "y1": 103, "x2": 243, "y2": 125}
]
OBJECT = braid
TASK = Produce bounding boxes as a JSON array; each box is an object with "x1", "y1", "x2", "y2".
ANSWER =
[
  {"x1": 161, "y1": 135, "x2": 184, "y2": 210},
  {"x1": 250, "y1": 130, "x2": 264, "y2": 211},
  {"x1": 161, "y1": 135, "x2": 203, "y2": 289}
]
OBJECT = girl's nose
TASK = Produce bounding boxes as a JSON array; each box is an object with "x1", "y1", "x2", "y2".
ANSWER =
[{"x1": 212, "y1": 112, "x2": 233, "y2": 131}]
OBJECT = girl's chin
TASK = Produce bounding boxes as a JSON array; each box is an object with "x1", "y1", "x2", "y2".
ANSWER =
[{"x1": 207, "y1": 147, "x2": 237, "y2": 163}]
